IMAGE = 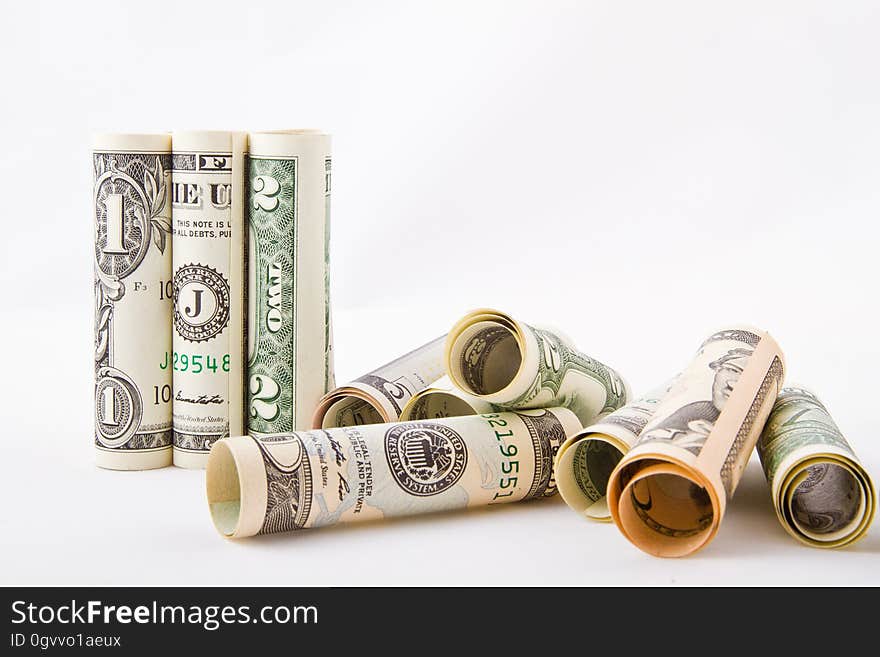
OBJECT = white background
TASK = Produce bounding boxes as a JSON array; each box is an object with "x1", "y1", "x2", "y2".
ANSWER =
[{"x1": 1, "y1": 0, "x2": 878, "y2": 585}]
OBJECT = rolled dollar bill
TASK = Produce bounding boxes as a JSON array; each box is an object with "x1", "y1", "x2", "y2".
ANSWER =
[
  {"x1": 247, "y1": 131, "x2": 335, "y2": 436},
  {"x1": 93, "y1": 133, "x2": 174, "y2": 470},
  {"x1": 171, "y1": 131, "x2": 248, "y2": 468},
  {"x1": 312, "y1": 336, "x2": 445, "y2": 428},
  {"x1": 444, "y1": 308, "x2": 630, "y2": 425},
  {"x1": 399, "y1": 376, "x2": 498, "y2": 421},
  {"x1": 607, "y1": 326, "x2": 785, "y2": 557},
  {"x1": 757, "y1": 386, "x2": 875, "y2": 548},
  {"x1": 207, "y1": 408, "x2": 580, "y2": 538},
  {"x1": 555, "y1": 382, "x2": 671, "y2": 521}
]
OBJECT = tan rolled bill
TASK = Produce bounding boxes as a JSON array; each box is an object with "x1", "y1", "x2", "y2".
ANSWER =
[
  {"x1": 757, "y1": 386, "x2": 875, "y2": 548},
  {"x1": 556, "y1": 382, "x2": 671, "y2": 521},
  {"x1": 444, "y1": 308, "x2": 630, "y2": 425},
  {"x1": 207, "y1": 408, "x2": 581, "y2": 538},
  {"x1": 93, "y1": 133, "x2": 173, "y2": 470},
  {"x1": 171, "y1": 130, "x2": 248, "y2": 469},
  {"x1": 312, "y1": 335, "x2": 446, "y2": 428},
  {"x1": 399, "y1": 376, "x2": 498, "y2": 421},
  {"x1": 607, "y1": 326, "x2": 785, "y2": 557}
]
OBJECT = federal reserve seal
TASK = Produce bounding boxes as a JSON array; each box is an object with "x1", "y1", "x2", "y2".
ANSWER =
[
  {"x1": 173, "y1": 263, "x2": 230, "y2": 342},
  {"x1": 385, "y1": 423, "x2": 467, "y2": 496}
]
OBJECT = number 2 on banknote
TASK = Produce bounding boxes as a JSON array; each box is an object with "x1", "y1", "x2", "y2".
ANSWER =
[
  {"x1": 252, "y1": 175, "x2": 281, "y2": 211},
  {"x1": 249, "y1": 374, "x2": 281, "y2": 421}
]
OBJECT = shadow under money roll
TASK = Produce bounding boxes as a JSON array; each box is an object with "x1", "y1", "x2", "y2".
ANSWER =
[
  {"x1": 606, "y1": 326, "x2": 785, "y2": 557},
  {"x1": 311, "y1": 336, "x2": 446, "y2": 429},
  {"x1": 207, "y1": 408, "x2": 580, "y2": 538},
  {"x1": 443, "y1": 308, "x2": 630, "y2": 426},
  {"x1": 757, "y1": 386, "x2": 876, "y2": 548}
]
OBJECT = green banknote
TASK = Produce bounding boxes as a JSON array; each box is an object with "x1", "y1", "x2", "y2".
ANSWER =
[{"x1": 247, "y1": 131, "x2": 334, "y2": 434}]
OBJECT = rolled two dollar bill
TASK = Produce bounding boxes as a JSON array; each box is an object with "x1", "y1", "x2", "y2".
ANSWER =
[
  {"x1": 555, "y1": 382, "x2": 671, "y2": 521},
  {"x1": 607, "y1": 326, "x2": 785, "y2": 557},
  {"x1": 444, "y1": 308, "x2": 630, "y2": 425},
  {"x1": 207, "y1": 408, "x2": 581, "y2": 538},
  {"x1": 757, "y1": 386, "x2": 875, "y2": 548},
  {"x1": 312, "y1": 336, "x2": 446, "y2": 428},
  {"x1": 247, "y1": 130, "x2": 335, "y2": 435}
]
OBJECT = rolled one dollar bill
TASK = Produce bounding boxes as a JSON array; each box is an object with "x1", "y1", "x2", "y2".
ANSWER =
[
  {"x1": 171, "y1": 131, "x2": 248, "y2": 469},
  {"x1": 247, "y1": 131, "x2": 335, "y2": 435},
  {"x1": 607, "y1": 326, "x2": 785, "y2": 557},
  {"x1": 399, "y1": 376, "x2": 498, "y2": 421},
  {"x1": 93, "y1": 133, "x2": 173, "y2": 470},
  {"x1": 757, "y1": 386, "x2": 875, "y2": 548},
  {"x1": 555, "y1": 382, "x2": 671, "y2": 521},
  {"x1": 444, "y1": 308, "x2": 630, "y2": 425},
  {"x1": 207, "y1": 408, "x2": 580, "y2": 538},
  {"x1": 312, "y1": 336, "x2": 445, "y2": 428}
]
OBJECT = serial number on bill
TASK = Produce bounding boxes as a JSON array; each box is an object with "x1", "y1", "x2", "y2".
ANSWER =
[{"x1": 159, "y1": 352, "x2": 230, "y2": 374}]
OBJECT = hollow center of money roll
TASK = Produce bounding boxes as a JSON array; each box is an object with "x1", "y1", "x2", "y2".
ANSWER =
[
  {"x1": 419, "y1": 392, "x2": 481, "y2": 420},
  {"x1": 206, "y1": 441, "x2": 242, "y2": 536},
  {"x1": 456, "y1": 322, "x2": 522, "y2": 395},
  {"x1": 617, "y1": 463, "x2": 714, "y2": 557},
  {"x1": 790, "y1": 462, "x2": 862, "y2": 537},
  {"x1": 557, "y1": 437, "x2": 625, "y2": 519}
]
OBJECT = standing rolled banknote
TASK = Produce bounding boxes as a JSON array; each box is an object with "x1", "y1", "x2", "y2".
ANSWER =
[
  {"x1": 247, "y1": 131, "x2": 334, "y2": 435},
  {"x1": 312, "y1": 336, "x2": 446, "y2": 428},
  {"x1": 757, "y1": 386, "x2": 875, "y2": 548},
  {"x1": 207, "y1": 408, "x2": 580, "y2": 538},
  {"x1": 555, "y1": 382, "x2": 671, "y2": 521},
  {"x1": 444, "y1": 308, "x2": 630, "y2": 425},
  {"x1": 93, "y1": 133, "x2": 173, "y2": 470},
  {"x1": 171, "y1": 131, "x2": 248, "y2": 468},
  {"x1": 399, "y1": 376, "x2": 498, "y2": 421},
  {"x1": 607, "y1": 326, "x2": 785, "y2": 557}
]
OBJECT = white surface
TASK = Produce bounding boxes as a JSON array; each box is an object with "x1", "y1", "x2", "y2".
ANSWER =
[{"x1": 1, "y1": 1, "x2": 879, "y2": 585}]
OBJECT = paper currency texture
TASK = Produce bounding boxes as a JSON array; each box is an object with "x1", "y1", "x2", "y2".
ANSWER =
[
  {"x1": 312, "y1": 336, "x2": 446, "y2": 428},
  {"x1": 556, "y1": 382, "x2": 671, "y2": 521},
  {"x1": 607, "y1": 326, "x2": 785, "y2": 557},
  {"x1": 207, "y1": 408, "x2": 580, "y2": 538},
  {"x1": 93, "y1": 133, "x2": 173, "y2": 470},
  {"x1": 247, "y1": 131, "x2": 334, "y2": 436},
  {"x1": 171, "y1": 131, "x2": 247, "y2": 469},
  {"x1": 758, "y1": 386, "x2": 875, "y2": 548},
  {"x1": 399, "y1": 376, "x2": 498, "y2": 421},
  {"x1": 444, "y1": 308, "x2": 629, "y2": 425}
]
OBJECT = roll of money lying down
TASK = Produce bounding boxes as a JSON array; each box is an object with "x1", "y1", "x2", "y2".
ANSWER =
[
  {"x1": 607, "y1": 326, "x2": 785, "y2": 557},
  {"x1": 443, "y1": 308, "x2": 630, "y2": 425},
  {"x1": 207, "y1": 408, "x2": 580, "y2": 538},
  {"x1": 312, "y1": 336, "x2": 446, "y2": 429},
  {"x1": 399, "y1": 376, "x2": 498, "y2": 421},
  {"x1": 555, "y1": 382, "x2": 671, "y2": 521},
  {"x1": 757, "y1": 386, "x2": 875, "y2": 548}
]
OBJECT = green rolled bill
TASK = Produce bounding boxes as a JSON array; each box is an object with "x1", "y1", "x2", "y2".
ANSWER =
[
  {"x1": 757, "y1": 386, "x2": 875, "y2": 548},
  {"x1": 444, "y1": 308, "x2": 630, "y2": 425},
  {"x1": 207, "y1": 408, "x2": 580, "y2": 538},
  {"x1": 247, "y1": 131, "x2": 335, "y2": 435},
  {"x1": 555, "y1": 382, "x2": 670, "y2": 521}
]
